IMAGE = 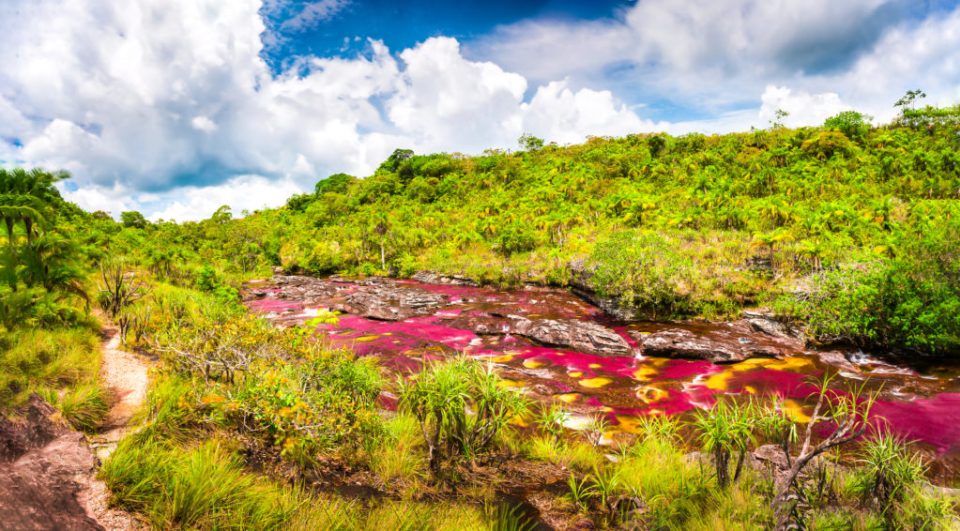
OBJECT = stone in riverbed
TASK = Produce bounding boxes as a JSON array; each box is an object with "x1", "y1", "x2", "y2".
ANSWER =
[
  {"x1": 345, "y1": 285, "x2": 446, "y2": 321},
  {"x1": 635, "y1": 320, "x2": 803, "y2": 363},
  {"x1": 447, "y1": 313, "x2": 633, "y2": 356},
  {"x1": 510, "y1": 317, "x2": 633, "y2": 356}
]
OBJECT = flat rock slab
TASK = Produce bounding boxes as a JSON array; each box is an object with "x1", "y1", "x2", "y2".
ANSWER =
[
  {"x1": 344, "y1": 285, "x2": 447, "y2": 321},
  {"x1": 634, "y1": 320, "x2": 804, "y2": 363},
  {"x1": 447, "y1": 314, "x2": 632, "y2": 356}
]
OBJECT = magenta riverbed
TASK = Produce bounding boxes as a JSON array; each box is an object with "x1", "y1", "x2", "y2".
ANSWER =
[{"x1": 246, "y1": 276, "x2": 960, "y2": 470}]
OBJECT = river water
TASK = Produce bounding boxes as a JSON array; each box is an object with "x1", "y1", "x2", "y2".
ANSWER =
[{"x1": 246, "y1": 276, "x2": 960, "y2": 478}]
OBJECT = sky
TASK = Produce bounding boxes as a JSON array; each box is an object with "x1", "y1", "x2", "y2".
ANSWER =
[{"x1": 1, "y1": 0, "x2": 959, "y2": 221}]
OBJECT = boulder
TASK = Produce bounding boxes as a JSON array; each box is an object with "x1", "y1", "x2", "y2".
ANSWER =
[
  {"x1": 345, "y1": 285, "x2": 446, "y2": 321},
  {"x1": 447, "y1": 313, "x2": 632, "y2": 356},
  {"x1": 636, "y1": 320, "x2": 803, "y2": 363},
  {"x1": 411, "y1": 271, "x2": 478, "y2": 286},
  {"x1": 510, "y1": 318, "x2": 633, "y2": 356}
]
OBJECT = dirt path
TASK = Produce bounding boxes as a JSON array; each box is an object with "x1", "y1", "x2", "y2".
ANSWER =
[
  {"x1": 76, "y1": 319, "x2": 151, "y2": 530},
  {"x1": 0, "y1": 319, "x2": 151, "y2": 530},
  {"x1": 90, "y1": 321, "x2": 149, "y2": 459}
]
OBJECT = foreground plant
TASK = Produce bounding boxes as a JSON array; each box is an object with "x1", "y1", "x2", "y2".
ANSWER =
[
  {"x1": 694, "y1": 399, "x2": 753, "y2": 489},
  {"x1": 398, "y1": 357, "x2": 528, "y2": 474},
  {"x1": 770, "y1": 376, "x2": 875, "y2": 529}
]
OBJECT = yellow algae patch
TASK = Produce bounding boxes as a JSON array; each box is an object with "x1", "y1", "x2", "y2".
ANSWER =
[
  {"x1": 744, "y1": 385, "x2": 757, "y2": 394},
  {"x1": 764, "y1": 357, "x2": 814, "y2": 372},
  {"x1": 497, "y1": 379, "x2": 523, "y2": 389},
  {"x1": 633, "y1": 366, "x2": 658, "y2": 380},
  {"x1": 568, "y1": 371, "x2": 583, "y2": 378},
  {"x1": 704, "y1": 370, "x2": 735, "y2": 391},
  {"x1": 612, "y1": 415, "x2": 642, "y2": 434},
  {"x1": 589, "y1": 363, "x2": 602, "y2": 369},
  {"x1": 579, "y1": 377, "x2": 612, "y2": 388},
  {"x1": 704, "y1": 356, "x2": 814, "y2": 392},
  {"x1": 354, "y1": 335, "x2": 380, "y2": 342},
  {"x1": 636, "y1": 385, "x2": 669, "y2": 404},
  {"x1": 523, "y1": 359, "x2": 545, "y2": 369},
  {"x1": 556, "y1": 393, "x2": 581, "y2": 404},
  {"x1": 783, "y1": 399, "x2": 812, "y2": 423},
  {"x1": 490, "y1": 354, "x2": 515, "y2": 363},
  {"x1": 509, "y1": 414, "x2": 530, "y2": 428}
]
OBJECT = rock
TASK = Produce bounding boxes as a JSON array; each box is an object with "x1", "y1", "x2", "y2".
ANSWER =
[
  {"x1": 751, "y1": 444, "x2": 789, "y2": 471},
  {"x1": 0, "y1": 396, "x2": 111, "y2": 530},
  {"x1": 742, "y1": 309, "x2": 801, "y2": 339},
  {"x1": 412, "y1": 271, "x2": 478, "y2": 286},
  {"x1": 817, "y1": 351, "x2": 859, "y2": 374},
  {"x1": 510, "y1": 318, "x2": 633, "y2": 356},
  {"x1": 0, "y1": 432, "x2": 104, "y2": 530},
  {"x1": 0, "y1": 394, "x2": 61, "y2": 462},
  {"x1": 446, "y1": 313, "x2": 632, "y2": 356},
  {"x1": 636, "y1": 320, "x2": 804, "y2": 363},
  {"x1": 345, "y1": 285, "x2": 446, "y2": 321},
  {"x1": 639, "y1": 328, "x2": 755, "y2": 363}
]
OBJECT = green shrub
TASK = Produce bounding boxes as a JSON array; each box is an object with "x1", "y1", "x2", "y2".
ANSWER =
[
  {"x1": 398, "y1": 358, "x2": 527, "y2": 472},
  {"x1": 588, "y1": 230, "x2": 693, "y2": 318},
  {"x1": 824, "y1": 111, "x2": 871, "y2": 140}
]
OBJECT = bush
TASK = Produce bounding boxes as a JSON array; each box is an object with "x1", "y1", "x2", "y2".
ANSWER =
[
  {"x1": 0, "y1": 327, "x2": 99, "y2": 408},
  {"x1": 398, "y1": 358, "x2": 527, "y2": 473},
  {"x1": 228, "y1": 347, "x2": 382, "y2": 459},
  {"x1": 824, "y1": 111, "x2": 871, "y2": 140},
  {"x1": 778, "y1": 225, "x2": 960, "y2": 354},
  {"x1": 588, "y1": 230, "x2": 693, "y2": 318},
  {"x1": 495, "y1": 222, "x2": 539, "y2": 256}
]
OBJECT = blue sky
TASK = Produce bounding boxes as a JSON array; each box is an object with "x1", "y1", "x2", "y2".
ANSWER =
[
  {"x1": 1, "y1": 0, "x2": 959, "y2": 220},
  {"x1": 261, "y1": 0, "x2": 632, "y2": 65}
]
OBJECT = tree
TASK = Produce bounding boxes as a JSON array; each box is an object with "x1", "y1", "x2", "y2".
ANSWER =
[
  {"x1": 377, "y1": 148, "x2": 415, "y2": 174},
  {"x1": 210, "y1": 205, "x2": 232, "y2": 225},
  {"x1": 0, "y1": 168, "x2": 66, "y2": 246},
  {"x1": 824, "y1": 110, "x2": 872, "y2": 139},
  {"x1": 120, "y1": 210, "x2": 149, "y2": 229},
  {"x1": 518, "y1": 133, "x2": 545, "y2": 151},
  {"x1": 894, "y1": 89, "x2": 926, "y2": 110},
  {"x1": 770, "y1": 108, "x2": 790, "y2": 129},
  {"x1": 314, "y1": 172, "x2": 356, "y2": 195}
]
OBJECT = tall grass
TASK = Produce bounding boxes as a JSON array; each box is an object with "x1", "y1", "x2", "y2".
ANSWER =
[{"x1": 0, "y1": 326, "x2": 108, "y2": 431}]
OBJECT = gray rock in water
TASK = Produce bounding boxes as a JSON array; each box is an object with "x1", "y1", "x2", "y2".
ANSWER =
[
  {"x1": 636, "y1": 320, "x2": 803, "y2": 363},
  {"x1": 510, "y1": 317, "x2": 633, "y2": 356},
  {"x1": 446, "y1": 313, "x2": 633, "y2": 356},
  {"x1": 345, "y1": 285, "x2": 447, "y2": 321},
  {"x1": 411, "y1": 271, "x2": 478, "y2": 286}
]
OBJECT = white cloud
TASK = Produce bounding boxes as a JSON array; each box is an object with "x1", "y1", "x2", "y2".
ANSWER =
[
  {"x1": 758, "y1": 86, "x2": 850, "y2": 128},
  {"x1": 0, "y1": 1, "x2": 652, "y2": 220},
  {"x1": 191, "y1": 116, "x2": 218, "y2": 133},
  {"x1": 146, "y1": 175, "x2": 304, "y2": 222},
  {"x1": 470, "y1": 0, "x2": 960, "y2": 122},
  {"x1": 2, "y1": 0, "x2": 960, "y2": 220}
]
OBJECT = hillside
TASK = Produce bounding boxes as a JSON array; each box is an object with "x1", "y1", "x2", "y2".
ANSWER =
[{"x1": 117, "y1": 114, "x2": 960, "y2": 356}]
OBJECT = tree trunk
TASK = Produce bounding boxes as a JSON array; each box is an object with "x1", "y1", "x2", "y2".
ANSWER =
[{"x1": 379, "y1": 237, "x2": 386, "y2": 271}]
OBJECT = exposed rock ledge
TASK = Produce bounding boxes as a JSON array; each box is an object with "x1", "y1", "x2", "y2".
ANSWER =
[
  {"x1": 633, "y1": 319, "x2": 805, "y2": 363},
  {"x1": 448, "y1": 314, "x2": 633, "y2": 356}
]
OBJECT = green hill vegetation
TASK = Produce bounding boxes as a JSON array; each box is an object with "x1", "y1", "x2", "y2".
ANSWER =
[
  {"x1": 129, "y1": 107, "x2": 960, "y2": 355},
  {"x1": 1, "y1": 104, "x2": 959, "y2": 529}
]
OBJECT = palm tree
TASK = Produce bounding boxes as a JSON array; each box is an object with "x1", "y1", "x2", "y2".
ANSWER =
[{"x1": 0, "y1": 168, "x2": 66, "y2": 245}]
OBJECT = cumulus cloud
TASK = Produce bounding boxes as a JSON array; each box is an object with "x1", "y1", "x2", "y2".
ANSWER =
[
  {"x1": 0, "y1": 0, "x2": 654, "y2": 219},
  {"x1": 2, "y1": 0, "x2": 959, "y2": 220},
  {"x1": 470, "y1": 0, "x2": 960, "y2": 121}
]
